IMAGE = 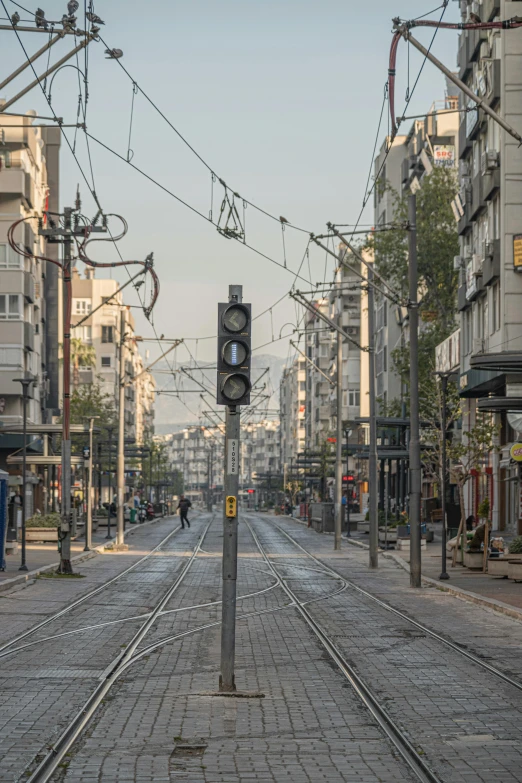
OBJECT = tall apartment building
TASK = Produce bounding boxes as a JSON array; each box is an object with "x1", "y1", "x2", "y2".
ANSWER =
[
  {"x1": 70, "y1": 267, "x2": 155, "y2": 444},
  {"x1": 374, "y1": 93, "x2": 460, "y2": 413},
  {"x1": 0, "y1": 111, "x2": 60, "y2": 468},
  {"x1": 280, "y1": 357, "x2": 306, "y2": 468},
  {"x1": 456, "y1": 0, "x2": 522, "y2": 534},
  {"x1": 241, "y1": 419, "x2": 280, "y2": 486},
  {"x1": 304, "y1": 299, "x2": 332, "y2": 448},
  {"x1": 169, "y1": 425, "x2": 224, "y2": 501}
]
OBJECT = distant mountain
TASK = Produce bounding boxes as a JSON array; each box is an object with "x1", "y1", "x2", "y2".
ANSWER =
[{"x1": 152, "y1": 353, "x2": 286, "y2": 431}]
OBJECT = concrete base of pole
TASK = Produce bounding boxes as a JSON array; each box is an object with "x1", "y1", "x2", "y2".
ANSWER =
[
  {"x1": 18, "y1": 564, "x2": 28, "y2": 572},
  {"x1": 439, "y1": 572, "x2": 450, "y2": 580}
]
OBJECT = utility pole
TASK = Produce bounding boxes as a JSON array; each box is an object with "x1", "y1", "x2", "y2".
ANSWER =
[
  {"x1": 216, "y1": 284, "x2": 252, "y2": 693},
  {"x1": 334, "y1": 275, "x2": 343, "y2": 551},
  {"x1": 368, "y1": 265, "x2": 379, "y2": 569},
  {"x1": 408, "y1": 194, "x2": 422, "y2": 588},
  {"x1": 13, "y1": 375, "x2": 34, "y2": 571},
  {"x1": 60, "y1": 207, "x2": 73, "y2": 573},
  {"x1": 116, "y1": 307, "x2": 127, "y2": 547},
  {"x1": 84, "y1": 417, "x2": 97, "y2": 552},
  {"x1": 106, "y1": 426, "x2": 114, "y2": 540}
]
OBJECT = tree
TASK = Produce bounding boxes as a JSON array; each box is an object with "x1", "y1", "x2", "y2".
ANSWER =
[
  {"x1": 70, "y1": 382, "x2": 116, "y2": 427},
  {"x1": 447, "y1": 414, "x2": 500, "y2": 567},
  {"x1": 70, "y1": 338, "x2": 97, "y2": 390}
]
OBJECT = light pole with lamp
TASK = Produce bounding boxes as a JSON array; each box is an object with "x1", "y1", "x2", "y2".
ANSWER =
[
  {"x1": 84, "y1": 416, "x2": 98, "y2": 552},
  {"x1": 13, "y1": 374, "x2": 35, "y2": 572},
  {"x1": 344, "y1": 427, "x2": 352, "y2": 537}
]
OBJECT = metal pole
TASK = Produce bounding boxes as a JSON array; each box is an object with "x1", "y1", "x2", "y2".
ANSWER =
[
  {"x1": 219, "y1": 284, "x2": 242, "y2": 693},
  {"x1": 16, "y1": 378, "x2": 31, "y2": 571},
  {"x1": 59, "y1": 209, "x2": 73, "y2": 574},
  {"x1": 84, "y1": 418, "x2": 95, "y2": 551},
  {"x1": 345, "y1": 429, "x2": 351, "y2": 538},
  {"x1": 439, "y1": 375, "x2": 450, "y2": 580},
  {"x1": 0, "y1": 30, "x2": 64, "y2": 92},
  {"x1": 116, "y1": 308, "x2": 126, "y2": 547},
  {"x1": 106, "y1": 427, "x2": 113, "y2": 539},
  {"x1": 334, "y1": 288, "x2": 343, "y2": 551},
  {"x1": 408, "y1": 194, "x2": 422, "y2": 588},
  {"x1": 368, "y1": 265, "x2": 379, "y2": 568}
]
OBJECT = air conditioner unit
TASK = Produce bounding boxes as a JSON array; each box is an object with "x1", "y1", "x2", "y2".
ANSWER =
[
  {"x1": 459, "y1": 160, "x2": 470, "y2": 178},
  {"x1": 472, "y1": 253, "x2": 483, "y2": 276},
  {"x1": 472, "y1": 337, "x2": 484, "y2": 355},
  {"x1": 481, "y1": 150, "x2": 499, "y2": 174}
]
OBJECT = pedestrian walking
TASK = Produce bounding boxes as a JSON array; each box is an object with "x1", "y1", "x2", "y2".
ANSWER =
[{"x1": 177, "y1": 495, "x2": 192, "y2": 528}]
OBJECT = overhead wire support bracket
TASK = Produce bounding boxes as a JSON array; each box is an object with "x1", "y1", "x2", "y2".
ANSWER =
[
  {"x1": 290, "y1": 340, "x2": 335, "y2": 386},
  {"x1": 290, "y1": 290, "x2": 368, "y2": 353},
  {"x1": 391, "y1": 21, "x2": 522, "y2": 145}
]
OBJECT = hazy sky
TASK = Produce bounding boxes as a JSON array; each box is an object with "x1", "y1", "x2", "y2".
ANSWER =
[{"x1": 2, "y1": 0, "x2": 460, "y2": 366}]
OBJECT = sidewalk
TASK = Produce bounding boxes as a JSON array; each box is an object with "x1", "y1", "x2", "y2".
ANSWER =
[{"x1": 347, "y1": 523, "x2": 522, "y2": 616}]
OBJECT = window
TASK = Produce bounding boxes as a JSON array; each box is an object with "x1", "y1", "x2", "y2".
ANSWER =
[
  {"x1": 101, "y1": 356, "x2": 111, "y2": 368},
  {"x1": 0, "y1": 149, "x2": 11, "y2": 169},
  {"x1": 0, "y1": 244, "x2": 20, "y2": 269},
  {"x1": 491, "y1": 283, "x2": 501, "y2": 334},
  {"x1": 348, "y1": 389, "x2": 360, "y2": 407},
  {"x1": 0, "y1": 346, "x2": 23, "y2": 368},
  {"x1": 0, "y1": 294, "x2": 21, "y2": 320},
  {"x1": 300, "y1": 381, "x2": 306, "y2": 391},
  {"x1": 75, "y1": 325, "x2": 92, "y2": 342},
  {"x1": 73, "y1": 299, "x2": 92, "y2": 315},
  {"x1": 102, "y1": 325, "x2": 114, "y2": 343}
]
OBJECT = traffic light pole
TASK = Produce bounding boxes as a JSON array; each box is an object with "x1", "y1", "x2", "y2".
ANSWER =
[
  {"x1": 219, "y1": 284, "x2": 243, "y2": 693},
  {"x1": 116, "y1": 307, "x2": 127, "y2": 548},
  {"x1": 408, "y1": 194, "x2": 422, "y2": 588}
]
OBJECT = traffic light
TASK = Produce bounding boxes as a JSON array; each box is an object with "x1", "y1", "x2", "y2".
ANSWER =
[{"x1": 216, "y1": 301, "x2": 252, "y2": 405}]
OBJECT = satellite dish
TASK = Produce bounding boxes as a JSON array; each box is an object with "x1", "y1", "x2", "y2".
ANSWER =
[{"x1": 507, "y1": 412, "x2": 522, "y2": 437}]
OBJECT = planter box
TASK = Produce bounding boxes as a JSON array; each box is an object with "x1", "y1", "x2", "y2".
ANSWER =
[
  {"x1": 463, "y1": 551, "x2": 484, "y2": 569},
  {"x1": 358, "y1": 521, "x2": 370, "y2": 534},
  {"x1": 25, "y1": 527, "x2": 58, "y2": 542},
  {"x1": 379, "y1": 528, "x2": 398, "y2": 543},
  {"x1": 508, "y1": 561, "x2": 522, "y2": 582},
  {"x1": 487, "y1": 558, "x2": 509, "y2": 577},
  {"x1": 396, "y1": 538, "x2": 427, "y2": 551}
]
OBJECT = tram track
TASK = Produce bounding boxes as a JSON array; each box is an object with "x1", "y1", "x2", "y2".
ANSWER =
[
  {"x1": 262, "y1": 515, "x2": 522, "y2": 694},
  {"x1": 0, "y1": 515, "x2": 191, "y2": 659},
  {"x1": 24, "y1": 517, "x2": 214, "y2": 782},
  {"x1": 244, "y1": 516, "x2": 442, "y2": 783}
]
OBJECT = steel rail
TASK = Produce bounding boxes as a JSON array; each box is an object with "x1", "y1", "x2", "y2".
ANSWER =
[
  {"x1": 0, "y1": 515, "x2": 192, "y2": 658},
  {"x1": 264, "y1": 516, "x2": 522, "y2": 695},
  {"x1": 23, "y1": 521, "x2": 352, "y2": 782},
  {"x1": 26, "y1": 517, "x2": 214, "y2": 783},
  {"x1": 245, "y1": 517, "x2": 442, "y2": 783}
]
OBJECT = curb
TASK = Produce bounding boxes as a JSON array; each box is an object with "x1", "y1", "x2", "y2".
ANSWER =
[
  {"x1": 0, "y1": 514, "x2": 179, "y2": 596},
  {"x1": 344, "y1": 536, "x2": 522, "y2": 624}
]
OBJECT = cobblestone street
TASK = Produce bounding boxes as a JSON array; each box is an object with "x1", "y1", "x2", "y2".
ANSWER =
[{"x1": 1, "y1": 512, "x2": 522, "y2": 782}]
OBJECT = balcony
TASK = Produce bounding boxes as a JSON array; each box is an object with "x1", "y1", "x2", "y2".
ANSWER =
[
  {"x1": 483, "y1": 166, "x2": 500, "y2": 201},
  {"x1": 482, "y1": 0, "x2": 500, "y2": 22},
  {"x1": 482, "y1": 240, "x2": 501, "y2": 286},
  {"x1": 470, "y1": 173, "x2": 485, "y2": 219},
  {"x1": 78, "y1": 369, "x2": 94, "y2": 385},
  {"x1": 0, "y1": 168, "x2": 24, "y2": 196},
  {"x1": 486, "y1": 59, "x2": 501, "y2": 107},
  {"x1": 23, "y1": 272, "x2": 35, "y2": 303},
  {"x1": 458, "y1": 284, "x2": 468, "y2": 312}
]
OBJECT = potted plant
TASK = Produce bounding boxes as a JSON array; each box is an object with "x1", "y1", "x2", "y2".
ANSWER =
[
  {"x1": 508, "y1": 536, "x2": 522, "y2": 581},
  {"x1": 24, "y1": 512, "x2": 61, "y2": 542}
]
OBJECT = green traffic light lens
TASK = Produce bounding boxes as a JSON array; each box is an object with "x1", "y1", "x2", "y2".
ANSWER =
[
  {"x1": 223, "y1": 305, "x2": 248, "y2": 333},
  {"x1": 223, "y1": 340, "x2": 247, "y2": 367}
]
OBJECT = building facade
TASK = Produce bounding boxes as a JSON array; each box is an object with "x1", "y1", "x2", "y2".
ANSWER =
[{"x1": 456, "y1": 0, "x2": 522, "y2": 534}]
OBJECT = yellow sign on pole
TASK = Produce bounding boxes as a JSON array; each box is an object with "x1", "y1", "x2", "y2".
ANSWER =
[
  {"x1": 514, "y1": 234, "x2": 522, "y2": 270},
  {"x1": 225, "y1": 495, "x2": 237, "y2": 518},
  {"x1": 510, "y1": 443, "x2": 522, "y2": 462}
]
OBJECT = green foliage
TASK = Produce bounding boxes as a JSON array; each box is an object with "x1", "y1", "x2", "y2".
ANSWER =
[
  {"x1": 70, "y1": 382, "x2": 116, "y2": 427},
  {"x1": 26, "y1": 512, "x2": 61, "y2": 528},
  {"x1": 508, "y1": 536, "x2": 522, "y2": 554},
  {"x1": 477, "y1": 496, "x2": 490, "y2": 520}
]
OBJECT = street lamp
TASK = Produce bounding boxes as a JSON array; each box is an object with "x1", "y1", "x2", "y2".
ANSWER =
[
  {"x1": 435, "y1": 371, "x2": 458, "y2": 581},
  {"x1": 344, "y1": 427, "x2": 353, "y2": 538},
  {"x1": 84, "y1": 416, "x2": 99, "y2": 552},
  {"x1": 105, "y1": 425, "x2": 115, "y2": 540},
  {"x1": 13, "y1": 375, "x2": 36, "y2": 572}
]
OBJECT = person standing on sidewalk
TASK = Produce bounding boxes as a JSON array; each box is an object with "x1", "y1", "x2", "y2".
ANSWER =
[{"x1": 177, "y1": 495, "x2": 192, "y2": 529}]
